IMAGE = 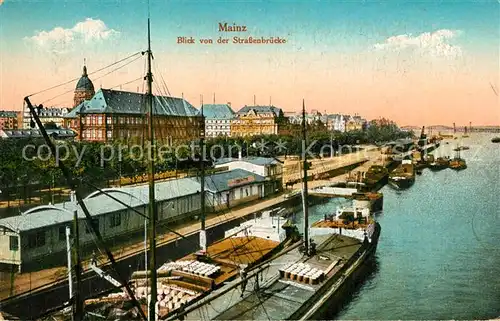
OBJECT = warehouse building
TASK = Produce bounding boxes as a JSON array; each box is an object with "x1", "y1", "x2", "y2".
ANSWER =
[{"x1": 0, "y1": 162, "x2": 280, "y2": 272}]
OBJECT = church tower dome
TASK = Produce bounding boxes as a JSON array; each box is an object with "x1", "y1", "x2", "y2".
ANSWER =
[{"x1": 73, "y1": 61, "x2": 95, "y2": 108}]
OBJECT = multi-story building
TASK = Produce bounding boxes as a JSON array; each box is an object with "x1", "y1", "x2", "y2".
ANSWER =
[
  {"x1": 202, "y1": 104, "x2": 235, "y2": 138},
  {"x1": 22, "y1": 107, "x2": 70, "y2": 129},
  {"x1": 214, "y1": 156, "x2": 284, "y2": 196},
  {"x1": 326, "y1": 114, "x2": 346, "y2": 132},
  {"x1": 345, "y1": 115, "x2": 367, "y2": 132},
  {"x1": 0, "y1": 111, "x2": 21, "y2": 130},
  {"x1": 231, "y1": 105, "x2": 285, "y2": 137},
  {"x1": 64, "y1": 88, "x2": 202, "y2": 144},
  {"x1": 287, "y1": 111, "x2": 323, "y2": 125}
]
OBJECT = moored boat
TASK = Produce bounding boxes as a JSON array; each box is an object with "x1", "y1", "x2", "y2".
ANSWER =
[
  {"x1": 449, "y1": 150, "x2": 467, "y2": 171},
  {"x1": 362, "y1": 165, "x2": 389, "y2": 191},
  {"x1": 491, "y1": 137, "x2": 500, "y2": 143},
  {"x1": 449, "y1": 158, "x2": 467, "y2": 170},
  {"x1": 165, "y1": 100, "x2": 382, "y2": 321},
  {"x1": 388, "y1": 160, "x2": 415, "y2": 189},
  {"x1": 429, "y1": 156, "x2": 450, "y2": 171}
]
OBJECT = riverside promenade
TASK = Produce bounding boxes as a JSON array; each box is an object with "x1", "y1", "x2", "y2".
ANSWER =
[{"x1": 0, "y1": 146, "x2": 385, "y2": 304}]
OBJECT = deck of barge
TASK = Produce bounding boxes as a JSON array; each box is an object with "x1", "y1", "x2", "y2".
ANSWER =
[
  {"x1": 183, "y1": 234, "x2": 362, "y2": 320},
  {"x1": 182, "y1": 236, "x2": 280, "y2": 287}
]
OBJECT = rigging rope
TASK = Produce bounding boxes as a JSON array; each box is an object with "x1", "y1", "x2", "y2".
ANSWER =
[{"x1": 27, "y1": 51, "x2": 143, "y2": 98}]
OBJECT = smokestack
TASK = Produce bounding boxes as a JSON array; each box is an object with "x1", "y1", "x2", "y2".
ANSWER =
[{"x1": 253, "y1": 95, "x2": 256, "y2": 106}]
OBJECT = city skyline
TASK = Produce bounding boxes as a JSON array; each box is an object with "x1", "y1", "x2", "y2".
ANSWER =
[{"x1": 0, "y1": 0, "x2": 498, "y2": 127}]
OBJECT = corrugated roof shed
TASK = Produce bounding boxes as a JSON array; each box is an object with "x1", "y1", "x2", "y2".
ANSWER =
[{"x1": 0, "y1": 177, "x2": 201, "y2": 232}]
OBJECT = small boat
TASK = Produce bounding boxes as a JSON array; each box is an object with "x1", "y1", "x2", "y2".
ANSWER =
[
  {"x1": 492, "y1": 137, "x2": 500, "y2": 143},
  {"x1": 449, "y1": 150, "x2": 467, "y2": 171},
  {"x1": 449, "y1": 158, "x2": 467, "y2": 170},
  {"x1": 453, "y1": 146, "x2": 470, "y2": 151},
  {"x1": 362, "y1": 165, "x2": 389, "y2": 191},
  {"x1": 388, "y1": 160, "x2": 415, "y2": 189},
  {"x1": 429, "y1": 157, "x2": 450, "y2": 171}
]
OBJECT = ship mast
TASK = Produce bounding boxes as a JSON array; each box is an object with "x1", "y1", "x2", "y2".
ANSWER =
[
  {"x1": 301, "y1": 99, "x2": 310, "y2": 256},
  {"x1": 199, "y1": 96, "x2": 207, "y2": 253},
  {"x1": 146, "y1": 17, "x2": 158, "y2": 321}
]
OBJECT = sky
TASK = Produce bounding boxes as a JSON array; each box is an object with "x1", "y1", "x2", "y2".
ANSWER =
[{"x1": 0, "y1": 0, "x2": 498, "y2": 126}]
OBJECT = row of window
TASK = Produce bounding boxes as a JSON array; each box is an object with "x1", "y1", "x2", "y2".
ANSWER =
[
  {"x1": 232, "y1": 120, "x2": 275, "y2": 124},
  {"x1": 206, "y1": 125, "x2": 230, "y2": 130},
  {"x1": 23, "y1": 213, "x2": 123, "y2": 250},
  {"x1": 79, "y1": 115, "x2": 197, "y2": 126},
  {"x1": 206, "y1": 120, "x2": 230, "y2": 124}
]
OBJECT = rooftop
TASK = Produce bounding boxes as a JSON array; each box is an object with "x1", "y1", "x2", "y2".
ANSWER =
[
  {"x1": 215, "y1": 156, "x2": 283, "y2": 166},
  {"x1": 0, "y1": 177, "x2": 201, "y2": 233},
  {"x1": 0, "y1": 128, "x2": 76, "y2": 139},
  {"x1": 64, "y1": 89, "x2": 200, "y2": 117},
  {"x1": 190, "y1": 168, "x2": 266, "y2": 193},
  {"x1": 236, "y1": 105, "x2": 282, "y2": 117},
  {"x1": 24, "y1": 107, "x2": 70, "y2": 117},
  {"x1": 0, "y1": 111, "x2": 19, "y2": 118},
  {"x1": 75, "y1": 66, "x2": 95, "y2": 92},
  {"x1": 201, "y1": 104, "x2": 235, "y2": 119},
  {"x1": 0, "y1": 168, "x2": 265, "y2": 232}
]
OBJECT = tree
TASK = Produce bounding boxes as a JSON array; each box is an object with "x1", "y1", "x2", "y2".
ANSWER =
[{"x1": 43, "y1": 121, "x2": 59, "y2": 130}]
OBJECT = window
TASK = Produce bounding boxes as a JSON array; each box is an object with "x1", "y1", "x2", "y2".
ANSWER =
[
  {"x1": 28, "y1": 231, "x2": 46, "y2": 248},
  {"x1": 107, "y1": 117, "x2": 112, "y2": 124},
  {"x1": 85, "y1": 218, "x2": 99, "y2": 234},
  {"x1": 98, "y1": 116, "x2": 103, "y2": 125},
  {"x1": 109, "y1": 212, "x2": 121, "y2": 228},
  {"x1": 107, "y1": 130, "x2": 112, "y2": 138},
  {"x1": 9, "y1": 236, "x2": 18, "y2": 251}
]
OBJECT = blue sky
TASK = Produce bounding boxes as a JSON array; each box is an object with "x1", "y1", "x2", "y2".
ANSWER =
[{"x1": 1, "y1": 0, "x2": 498, "y2": 54}]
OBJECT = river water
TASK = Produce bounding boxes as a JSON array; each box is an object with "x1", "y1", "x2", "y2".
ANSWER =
[{"x1": 296, "y1": 133, "x2": 500, "y2": 319}]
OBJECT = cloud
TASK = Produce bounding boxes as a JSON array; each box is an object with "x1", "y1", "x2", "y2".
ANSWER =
[
  {"x1": 25, "y1": 18, "x2": 119, "y2": 54},
  {"x1": 373, "y1": 29, "x2": 462, "y2": 57}
]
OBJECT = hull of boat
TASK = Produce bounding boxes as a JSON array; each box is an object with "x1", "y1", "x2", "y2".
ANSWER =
[
  {"x1": 388, "y1": 176, "x2": 415, "y2": 189},
  {"x1": 450, "y1": 165, "x2": 467, "y2": 171},
  {"x1": 429, "y1": 164, "x2": 448, "y2": 171},
  {"x1": 289, "y1": 223, "x2": 381, "y2": 320}
]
